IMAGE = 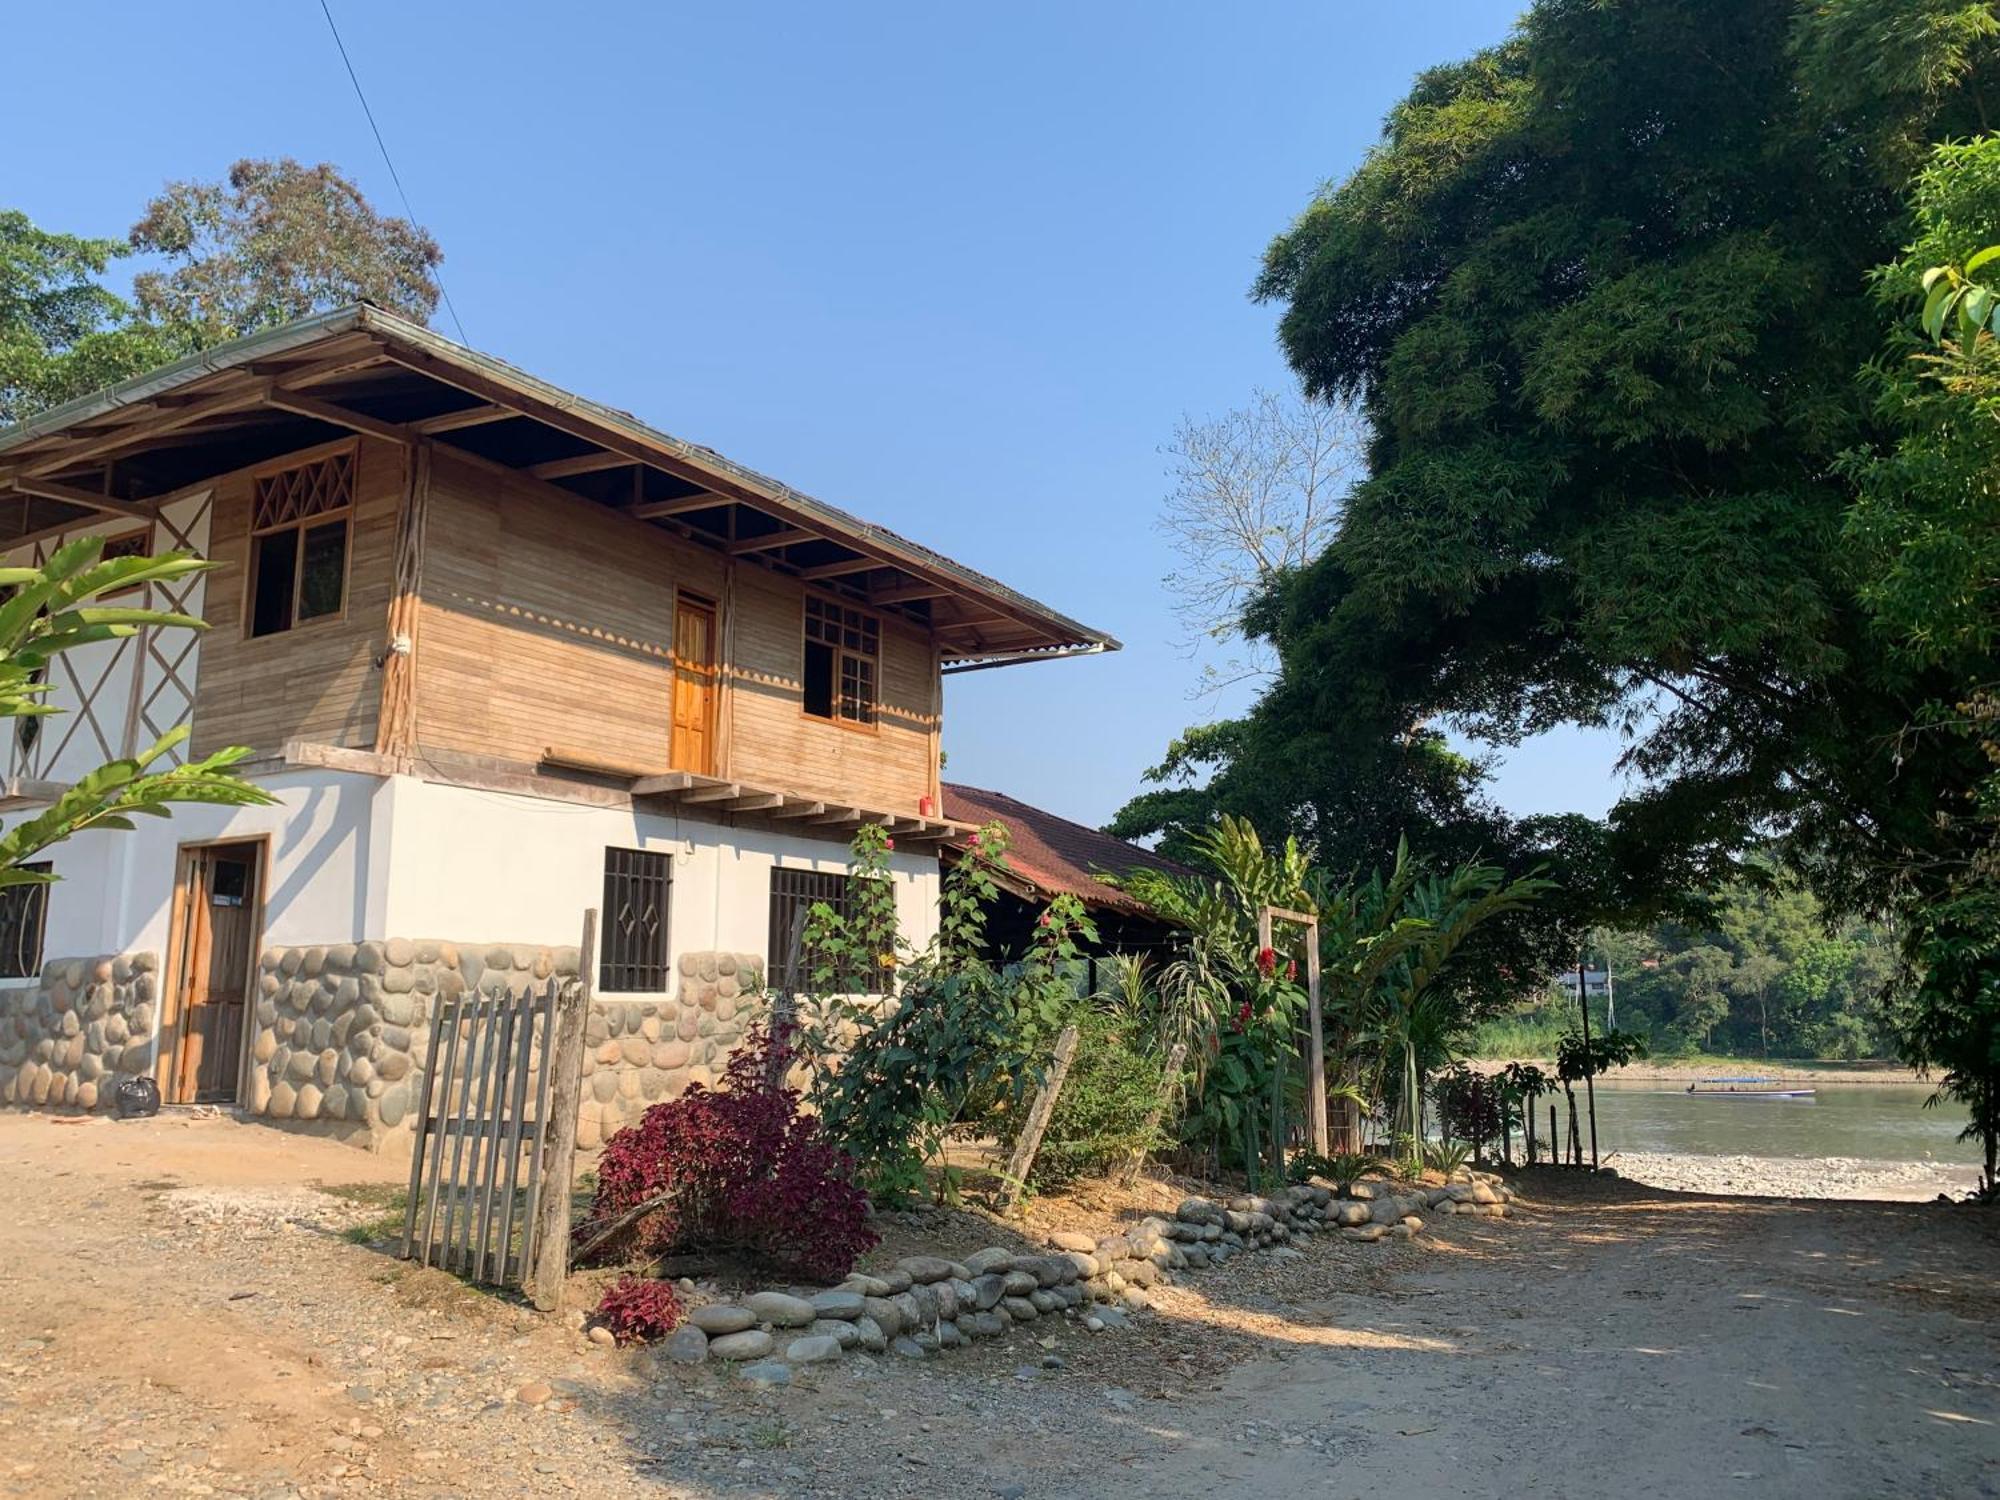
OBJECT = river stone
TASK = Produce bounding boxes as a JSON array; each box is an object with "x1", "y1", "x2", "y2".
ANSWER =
[
  {"x1": 880, "y1": 1269, "x2": 914, "y2": 1294},
  {"x1": 1001, "y1": 1296, "x2": 1039, "y2": 1322},
  {"x1": 1343, "y1": 1223, "x2": 1389, "y2": 1243},
  {"x1": 968, "y1": 1309, "x2": 1008, "y2": 1338},
  {"x1": 664, "y1": 1325, "x2": 709, "y2": 1365},
  {"x1": 690, "y1": 1304, "x2": 756, "y2": 1335},
  {"x1": 851, "y1": 1315, "x2": 888, "y2": 1354},
  {"x1": 841, "y1": 1273, "x2": 892, "y2": 1297},
  {"x1": 861, "y1": 1296, "x2": 905, "y2": 1339},
  {"x1": 808, "y1": 1318, "x2": 860, "y2": 1349},
  {"x1": 708, "y1": 1330, "x2": 775, "y2": 1361},
  {"x1": 743, "y1": 1291, "x2": 816, "y2": 1328},
  {"x1": 737, "y1": 1360, "x2": 792, "y2": 1388},
  {"x1": 785, "y1": 1334, "x2": 842, "y2": 1364},
  {"x1": 971, "y1": 1274, "x2": 1007, "y2": 1311},
  {"x1": 808, "y1": 1289, "x2": 865, "y2": 1321},
  {"x1": 1049, "y1": 1230, "x2": 1097, "y2": 1253},
  {"x1": 964, "y1": 1247, "x2": 1015, "y2": 1276},
  {"x1": 1001, "y1": 1269, "x2": 1038, "y2": 1296},
  {"x1": 890, "y1": 1336, "x2": 927, "y2": 1359},
  {"x1": 897, "y1": 1255, "x2": 954, "y2": 1284}
]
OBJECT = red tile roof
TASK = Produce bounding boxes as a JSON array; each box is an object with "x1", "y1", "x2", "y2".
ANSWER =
[{"x1": 940, "y1": 783, "x2": 1194, "y2": 916}]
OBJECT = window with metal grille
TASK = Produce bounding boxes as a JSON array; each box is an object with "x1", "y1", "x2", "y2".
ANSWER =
[
  {"x1": 768, "y1": 868, "x2": 893, "y2": 994},
  {"x1": 248, "y1": 449, "x2": 354, "y2": 637},
  {"x1": 802, "y1": 596, "x2": 880, "y2": 726},
  {"x1": 600, "y1": 847, "x2": 671, "y2": 992},
  {"x1": 0, "y1": 863, "x2": 52, "y2": 981}
]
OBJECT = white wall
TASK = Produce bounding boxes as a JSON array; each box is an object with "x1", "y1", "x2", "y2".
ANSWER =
[
  {"x1": 381, "y1": 777, "x2": 940, "y2": 996},
  {"x1": 0, "y1": 767, "x2": 384, "y2": 974},
  {"x1": 4, "y1": 767, "x2": 940, "y2": 1003}
]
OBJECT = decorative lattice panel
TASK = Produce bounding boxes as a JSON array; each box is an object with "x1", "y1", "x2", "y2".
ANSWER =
[{"x1": 253, "y1": 450, "x2": 354, "y2": 531}]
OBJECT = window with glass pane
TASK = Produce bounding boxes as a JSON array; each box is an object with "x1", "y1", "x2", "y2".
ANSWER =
[
  {"x1": 0, "y1": 863, "x2": 52, "y2": 981},
  {"x1": 247, "y1": 451, "x2": 353, "y2": 637},
  {"x1": 802, "y1": 597, "x2": 881, "y2": 726}
]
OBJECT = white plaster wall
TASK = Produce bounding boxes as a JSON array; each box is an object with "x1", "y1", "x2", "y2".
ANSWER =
[
  {"x1": 379, "y1": 777, "x2": 940, "y2": 997},
  {"x1": 0, "y1": 767, "x2": 383, "y2": 976}
]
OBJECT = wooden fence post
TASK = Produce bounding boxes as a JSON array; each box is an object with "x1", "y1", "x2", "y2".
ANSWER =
[
  {"x1": 529, "y1": 910, "x2": 595, "y2": 1311},
  {"x1": 995, "y1": 1024, "x2": 1079, "y2": 1212},
  {"x1": 1118, "y1": 1041, "x2": 1187, "y2": 1187}
]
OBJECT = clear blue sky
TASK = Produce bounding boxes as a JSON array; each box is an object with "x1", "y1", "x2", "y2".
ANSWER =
[{"x1": 11, "y1": 1, "x2": 1625, "y2": 828}]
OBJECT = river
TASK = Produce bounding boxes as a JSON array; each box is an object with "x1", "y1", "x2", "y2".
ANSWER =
[{"x1": 1569, "y1": 1078, "x2": 1976, "y2": 1163}]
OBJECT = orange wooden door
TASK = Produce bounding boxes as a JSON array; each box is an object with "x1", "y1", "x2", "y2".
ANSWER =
[
  {"x1": 670, "y1": 597, "x2": 718, "y2": 775},
  {"x1": 170, "y1": 845, "x2": 260, "y2": 1103}
]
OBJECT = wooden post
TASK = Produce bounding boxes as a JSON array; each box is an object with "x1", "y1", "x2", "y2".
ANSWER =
[
  {"x1": 1118, "y1": 1041, "x2": 1186, "y2": 1186},
  {"x1": 529, "y1": 910, "x2": 594, "y2": 1311},
  {"x1": 1549, "y1": 1104, "x2": 1558, "y2": 1169},
  {"x1": 995, "y1": 1024, "x2": 1079, "y2": 1212},
  {"x1": 1304, "y1": 925, "x2": 1327, "y2": 1156},
  {"x1": 375, "y1": 440, "x2": 430, "y2": 766},
  {"x1": 1577, "y1": 956, "x2": 1600, "y2": 1170}
]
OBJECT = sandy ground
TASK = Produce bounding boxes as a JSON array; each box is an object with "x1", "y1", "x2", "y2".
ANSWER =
[
  {"x1": 0, "y1": 1112, "x2": 1994, "y2": 1499},
  {"x1": 1477, "y1": 1058, "x2": 1926, "y2": 1085}
]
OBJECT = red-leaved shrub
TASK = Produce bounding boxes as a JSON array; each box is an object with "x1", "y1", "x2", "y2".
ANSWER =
[
  {"x1": 576, "y1": 1023, "x2": 876, "y2": 1282},
  {"x1": 593, "y1": 1274, "x2": 684, "y2": 1345}
]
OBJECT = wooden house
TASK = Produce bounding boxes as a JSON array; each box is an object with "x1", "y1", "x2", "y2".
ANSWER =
[{"x1": 0, "y1": 305, "x2": 1113, "y2": 1145}]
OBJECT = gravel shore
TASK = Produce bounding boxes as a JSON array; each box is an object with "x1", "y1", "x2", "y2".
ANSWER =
[{"x1": 1603, "y1": 1149, "x2": 1982, "y2": 1201}]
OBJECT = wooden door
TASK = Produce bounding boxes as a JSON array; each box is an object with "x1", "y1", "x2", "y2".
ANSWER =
[
  {"x1": 169, "y1": 843, "x2": 261, "y2": 1104},
  {"x1": 670, "y1": 596, "x2": 718, "y2": 775}
]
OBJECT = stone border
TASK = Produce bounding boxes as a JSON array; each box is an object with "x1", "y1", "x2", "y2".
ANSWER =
[{"x1": 657, "y1": 1172, "x2": 1520, "y2": 1383}]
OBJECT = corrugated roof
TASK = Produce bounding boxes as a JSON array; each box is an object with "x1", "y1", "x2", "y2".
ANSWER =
[
  {"x1": 941, "y1": 782, "x2": 1192, "y2": 916},
  {"x1": 0, "y1": 304, "x2": 1119, "y2": 662}
]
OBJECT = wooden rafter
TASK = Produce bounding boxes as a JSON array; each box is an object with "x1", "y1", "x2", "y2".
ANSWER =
[
  {"x1": 728, "y1": 527, "x2": 819, "y2": 555},
  {"x1": 872, "y1": 581, "x2": 952, "y2": 605},
  {"x1": 798, "y1": 557, "x2": 879, "y2": 580},
  {"x1": 627, "y1": 493, "x2": 728, "y2": 520},
  {"x1": 412, "y1": 403, "x2": 514, "y2": 434},
  {"x1": 264, "y1": 390, "x2": 415, "y2": 446},
  {"x1": 5, "y1": 477, "x2": 156, "y2": 519},
  {"x1": 10, "y1": 380, "x2": 272, "y2": 479},
  {"x1": 528, "y1": 451, "x2": 633, "y2": 481}
]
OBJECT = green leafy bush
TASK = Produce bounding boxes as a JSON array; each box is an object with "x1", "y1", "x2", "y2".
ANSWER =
[{"x1": 1001, "y1": 1008, "x2": 1165, "y2": 1190}]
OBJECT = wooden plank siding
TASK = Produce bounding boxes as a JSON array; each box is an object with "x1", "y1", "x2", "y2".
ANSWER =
[
  {"x1": 725, "y1": 566, "x2": 937, "y2": 813},
  {"x1": 411, "y1": 451, "x2": 940, "y2": 814},
  {"x1": 191, "y1": 437, "x2": 400, "y2": 756}
]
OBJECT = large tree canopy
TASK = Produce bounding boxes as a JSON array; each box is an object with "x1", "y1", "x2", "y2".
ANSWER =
[
  {"x1": 1129, "y1": 0, "x2": 1997, "y2": 927},
  {"x1": 3, "y1": 159, "x2": 443, "y2": 425}
]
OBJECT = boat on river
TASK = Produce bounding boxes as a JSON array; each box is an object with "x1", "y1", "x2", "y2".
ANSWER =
[{"x1": 1683, "y1": 1076, "x2": 1817, "y2": 1099}]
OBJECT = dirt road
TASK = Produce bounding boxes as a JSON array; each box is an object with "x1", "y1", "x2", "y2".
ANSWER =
[{"x1": 0, "y1": 1113, "x2": 1992, "y2": 1499}]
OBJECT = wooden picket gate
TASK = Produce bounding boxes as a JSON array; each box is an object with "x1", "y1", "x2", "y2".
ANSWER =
[{"x1": 399, "y1": 914, "x2": 594, "y2": 1308}]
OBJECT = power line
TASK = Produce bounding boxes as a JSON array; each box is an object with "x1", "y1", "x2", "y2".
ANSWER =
[{"x1": 317, "y1": 0, "x2": 470, "y2": 344}]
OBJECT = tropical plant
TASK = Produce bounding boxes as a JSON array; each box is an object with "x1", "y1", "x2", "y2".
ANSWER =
[
  {"x1": 575, "y1": 1023, "x2": 876, "y2": 1282},
  {"x1": 999, "y1": 1005, "x2": 1165, "y2": 1190},
  {"x1": 1286, "y1": 1149, "x2": 1380, "y2": 1196},
  {"x1": 0, "y1": 537, "x2": 272, "y2": 886},
  {"x1": 1420, "y1": 1139, "x2": 1473, "y2": 1177}
]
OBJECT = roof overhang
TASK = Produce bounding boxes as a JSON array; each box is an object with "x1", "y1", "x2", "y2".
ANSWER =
[{"x1": 0, "y1": 305, "x2": 1119, "y2": 662}]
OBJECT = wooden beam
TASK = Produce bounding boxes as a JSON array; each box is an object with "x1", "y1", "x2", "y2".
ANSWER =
[
  {"x1": 798, "y1": 557, "x2": 880, "y2": 581},
  {"x1": 528, "y1": 451, "x2": 633, "y2": 481},
  {"x1": 5, "y1": 477, "x2": 154, "y2": 519},
  {"x1": 628, "y1": 493, "x2": 729, "y2": 520},
  {"x1": 264, "y1": 390, "x2": 415, "y2": 446},
  {"x1": 770, "y1": 799, "x2": 826, "y2": 820},
  {"x1": 726, "y1": 792, "x2": 786, "y2": 813},
  {"x1": 728, "y1": 527, "x2": 818, "y2": 556},
  {"x1": 268, "y1": 343, "x2": 391, "y2": 390},
  {"x1": 872, "y1": 581, "x2": 952, "y2": 605},
  {"x1": 413, "y1": 403, "x2": 514, "y2": 434},
  {"x1": 16, "y1": 380, "x2": 272, "y2": 478},
  {"x1": 808, "y1": 806, "x2": 864, "y2": 826},
  {"x1": 374, "y1": 442, "x2": 431, "y2": 764}
]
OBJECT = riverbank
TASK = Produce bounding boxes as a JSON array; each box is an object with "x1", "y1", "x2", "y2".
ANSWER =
[
  {"x1": 1602, "y1": 1149, "x2": 1982, "y2": 1201},
  {"x1": 1474, "y1": 1056, "x2": 1925, "y2": 1085}
]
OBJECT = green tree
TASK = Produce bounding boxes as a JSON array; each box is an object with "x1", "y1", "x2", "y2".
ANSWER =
[
  {"x1": 0, "y1": 212, "x2": 183, "y2": 424},
  {"x1": 128, "y1": 158, "x2": 442, "y2": 347}
]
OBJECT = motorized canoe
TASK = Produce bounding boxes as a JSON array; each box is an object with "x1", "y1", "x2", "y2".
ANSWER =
[{"x1": 1683, "y1": 1078, "x2": 1817, "y2": 1099}]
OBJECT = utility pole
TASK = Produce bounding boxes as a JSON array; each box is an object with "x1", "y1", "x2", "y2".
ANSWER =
[{"x1": 1576, "y1": 952, "x2": 1600, "y2": 1170}]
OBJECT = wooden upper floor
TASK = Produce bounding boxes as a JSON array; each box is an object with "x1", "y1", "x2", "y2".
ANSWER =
[{"x1": 0, "y1": 307, "x2": 1116, "y2": 834}]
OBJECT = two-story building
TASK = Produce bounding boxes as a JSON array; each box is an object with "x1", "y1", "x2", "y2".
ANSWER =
[{"x1": 0, "y1": 305, "x2": 1113, "y2": 1146}]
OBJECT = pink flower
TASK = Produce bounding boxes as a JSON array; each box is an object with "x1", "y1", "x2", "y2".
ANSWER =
[{"x1": 883, "y1": 837, "x2": 895, "y2": 851}]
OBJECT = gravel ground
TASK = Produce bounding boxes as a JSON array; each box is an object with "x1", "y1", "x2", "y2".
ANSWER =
[
  {"x1": 0, "y1": 1113, "x2": 1993, "y2": 1499},
  {"x1": 1605, "y1": 1150, "x2": 1983, "y2": 1201}
]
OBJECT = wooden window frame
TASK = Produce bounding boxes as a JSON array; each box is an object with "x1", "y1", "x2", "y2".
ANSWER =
[
  {"x1": 600, "y1": 846, "x2": 672, "y2": 994},
  {"x1": 241, "y1": 442, "x2": 358, "y2": 641},
  {"x1": 800, "y1": 593, "x2": 882, "y2": 734}
]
